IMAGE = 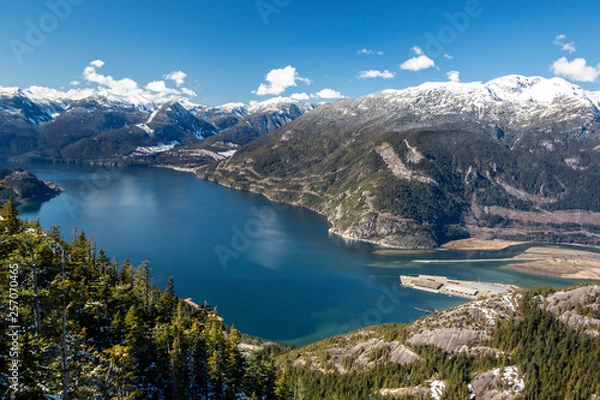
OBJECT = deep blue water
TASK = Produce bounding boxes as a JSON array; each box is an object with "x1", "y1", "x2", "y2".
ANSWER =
[{"x1": 3, "y1": 161, "x2": 581, "y2": 345}]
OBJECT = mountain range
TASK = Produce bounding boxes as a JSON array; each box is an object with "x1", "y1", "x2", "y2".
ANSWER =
[
  {"x1": 2, "y1": 75, "x2": 600, "y2": 248},
  {"x1": 200, "y1": 75, "x2": 600, "y2": 248},
  {"x1": 0, "y1": 87, "x2": 317, "y2": 163}
]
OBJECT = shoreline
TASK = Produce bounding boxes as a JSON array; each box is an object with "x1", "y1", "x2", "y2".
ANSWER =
[
  {"x1": 505, "y1": 246, "x2": 600, "y2": 280},
  {"x1": 441, "y1": 238, "x2": 526, "y2": 251},
  {"x1": 12, "y1": 160, "x2": 600, "y2": 282},
  {"x1": 190, "y1": 165, "x2": 600, "y2": 281}
]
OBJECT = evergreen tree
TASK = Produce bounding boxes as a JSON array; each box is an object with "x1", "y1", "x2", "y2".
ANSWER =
[
  {"x1": 0, "y1": 197, "x2": 20, "y2": 235},
  {"x1": 119, "y1": 258, "x2": 134, "y2": 286},
  {"x1": 156, "y1": 276, "x2": 177, "y2": 323},
  {"x1": 224, "y1": 326, "x2": 244, "y2": 399},
  {"x1": 133, "y1": 260, "x2": 151, "y2": 311}
]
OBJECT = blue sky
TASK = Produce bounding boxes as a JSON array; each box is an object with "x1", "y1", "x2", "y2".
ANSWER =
[{"x1": 1, "y1": 0, "x2": 599, "y2": 105}]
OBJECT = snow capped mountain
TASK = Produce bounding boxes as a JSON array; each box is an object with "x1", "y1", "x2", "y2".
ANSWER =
[
  {"x1": 205, "y1": 102, "x2": 249, "y2": 118},
  {"x1": 207, "y1": 76, "x2": 600, "y2": 249},
  {"x1": 248, "y1": 96, "x2": 318, "y2": 114},
  {"x1": 148, "y1": 101, "x2": 218, "y2": 140},
  {"x1": 5, "y1": 73, "x2": 597, "y2": 164},
  {"x1": 389, "y1": 76, "x2": 595, "y2": 112},
  {"x1": 311, "y1": 75, "x2": 600, "y2": 142},
  {"x1": 0, "y1": 83, "x2": 319, "y2": 161}
]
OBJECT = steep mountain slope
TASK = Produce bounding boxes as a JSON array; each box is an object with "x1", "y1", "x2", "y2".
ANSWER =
[
  {"x1": 194, "y1": 102, "x2": 249, "y2": 131},
  {"x1": 202, "y1": 76, "x2": 600, "y2": 248},
  {"x1": 149, "y1": 98, "x2": 319, "y2": 168},
  {"x1": 36, "y1": 96, "x2": 147, "y2": 159},
  {"x1": 0, "y1": 88, "x2": 67, "y2": 156}
]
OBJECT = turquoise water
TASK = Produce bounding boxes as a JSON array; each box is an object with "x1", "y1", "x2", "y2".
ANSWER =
[{"x1": 3, "y1": 161, "x2": 582, "y2": 346}]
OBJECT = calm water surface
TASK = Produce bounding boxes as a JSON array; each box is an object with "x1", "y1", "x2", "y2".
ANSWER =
[{"x1": 3, "y1": 161, "x2": 581, "y2": 345}]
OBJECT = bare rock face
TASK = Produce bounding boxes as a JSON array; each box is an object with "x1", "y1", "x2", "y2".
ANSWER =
[
  {"x1": 295, "y1": 337, "x2": 421, "y2": 374},
  {"x1": 407, "y1": 328, "x2": 489, "y2": 353},
  {"x1": 471, "y1": 366, "x2": 525, "y2": 400},
  {"x1": 541, "y1": 285, "x2": 600, "y2": 337},
  {"x1": 281, "y1": 285, "x2": 600, "y2": 398},
  {"x1": 388, "y1": 343, "x2": 421, "y2": 365},
  {"x1": 407, "y1": 293, "x2": 522, "y2": 353}
]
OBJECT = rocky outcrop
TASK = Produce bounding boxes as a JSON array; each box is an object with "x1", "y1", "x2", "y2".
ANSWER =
[
  {"x1": 471, "y1": 366, "x2": 525, "y2": 400},
  {"x1": 407, "y1": 328, "x2": 489, "y2": 353},
  {"x1": 282, "y1": 285, "x2": 600, "y2": 399},
  {"x1": 0, "y1": 168, "x2": 61, "y2": 206},
  {"x1": 541, "y1": 285, "x2": 600, "y2": 337},
  {"x1": 291, "y1": 337, "x2": 421, "y2": 374}
]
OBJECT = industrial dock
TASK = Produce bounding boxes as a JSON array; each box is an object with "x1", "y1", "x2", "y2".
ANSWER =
[{"x1": 400, "y1": 274, "x2": 520, "y2": 299}]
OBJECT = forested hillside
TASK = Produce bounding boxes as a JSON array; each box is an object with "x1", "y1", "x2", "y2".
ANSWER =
[
  {"x1": 2, "y1": 200, "x2": 600, "y2": 399},
  {"x1": 0, "y1": 201, "x2": 280, "y2": 399}
]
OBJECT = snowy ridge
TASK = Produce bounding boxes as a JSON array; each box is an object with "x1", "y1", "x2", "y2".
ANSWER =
[
  {"x1": 0, "y1": 84, "x2": 318, "y2": 126},
  {"x1": 379, "y1": 75, "x2": 599, "y2": 107},
  {"x1": 248, "y1": 96, "x2": 318, "y2": 114},
  {"x1": 368, "y1": 75, "x2": 600, "y2": 124}
]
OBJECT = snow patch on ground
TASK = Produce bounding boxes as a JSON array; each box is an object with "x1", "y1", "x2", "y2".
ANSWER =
[
  {"x1": 564, "y1": 157, "x2": 586, "y2": 170},
  {"x1": 134, "y1": 141, "x2": 179, "y2": 154},
  {"x1": 492, "y1": 366, "x2": 525, "y2": 395},
  {"x1": 429, "y1": 380, "x2": 445, "y2": 400},
  {"x1": 146, "y1": 109, "x2": 159, "y2": 124},
  {"x1": 218, "y1": 150, "x2": 237, "y2": 158},
  {"x1": 541, "y1": 140, "x2": 555, "y2": 151},
  {"x1": 136, "y1": 123, "x2": 154, "y2": 136}
]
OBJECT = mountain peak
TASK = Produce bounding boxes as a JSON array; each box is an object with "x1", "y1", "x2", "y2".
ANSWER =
[
  {"x1": 484, "y1": 75, "x2": 593, "y2": 104},
  {"x1": 248, "y1": 96, "x2": 317, "y2": 114}
]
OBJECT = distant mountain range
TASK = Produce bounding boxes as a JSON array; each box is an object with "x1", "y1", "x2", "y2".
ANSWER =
[
  {"x1": 0, "y1": 87, "x2": 318, "y2": 163},
  {"x1": 3, "y1": 75, "x2": 600, "y2": 248}
]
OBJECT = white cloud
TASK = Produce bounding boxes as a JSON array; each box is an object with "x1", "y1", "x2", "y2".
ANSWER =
[
  {"x1": 165, "y1": 71, "x2": 187, "y2": 86},
  {"x1": 145, "y1": 80, "x2": 179, "y2": 94},
  {"x1": 412, "y1": 46, "x2": 424, "y2": 56},
  {"x1": 443, "y1": 53, "x2": 454, "y2": 59},
  {"x1": 447, "y1": 70, "x2": 460, "y2": 83},
  {"x1": 83, "y1": 63, "x2": 139, "y2": 95},
  {"x1": 551, "y1": 57, "x2": 599, "y2": 82},
  {"x1": 553, "y1": 34, "x2": 576, "y2": 53},
  {"x1": 27, "y1": 85, "x2": 95, "y2": 101},
  {"x1": 290, "y1": 92, "x2": 310, "y2": 101},
  {"x1": 181, "y1": 88, "x2": 198, "y2": 97},
  {"x1": 311, "y1": 88, "x2": 345, "y2": 99},
  {"x1": 357, "y1": 70, "x2": 395, "y2": 79},
  {"x1": 90, "y1": 59, "x2": 105, "y2": 68},
  {"x1": 19, "y1": 61, "x2": 198, "y2": 106},
  {"x1": 400, "y1": 47, "x2": 435, "y2": 71},
  {"x1": 253, "y1": 65, "x2": 311, "y2": 96},
  {"x1": 357, "y1": 48, "x2": 384, "y2": 56},
  {"x1": 79, "y1": 60, "x2": 198, "y2": 103}
]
